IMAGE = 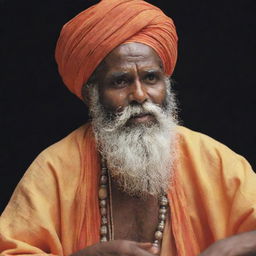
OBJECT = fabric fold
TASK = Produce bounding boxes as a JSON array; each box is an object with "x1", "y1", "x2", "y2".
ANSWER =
[{"x1": 55, "y1": 0, "x2": 178, "y2": 99}]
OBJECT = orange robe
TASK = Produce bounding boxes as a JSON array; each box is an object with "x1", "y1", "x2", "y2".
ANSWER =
[{"x1": 0, "y1": 124, "x2": 256, "y2": 256}]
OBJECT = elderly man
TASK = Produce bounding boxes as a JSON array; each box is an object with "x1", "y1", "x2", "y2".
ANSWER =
[{"x1": 0, "y1": 0, "x2": 256, "y2": 256}]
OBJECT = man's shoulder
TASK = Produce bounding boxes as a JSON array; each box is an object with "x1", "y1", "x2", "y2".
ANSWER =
[
  {"x1": 177, "y1": 126, "x2": 236, "y2": 153},
  {"x1": 175, "y1": 126, "x2": 254, "y2": 203},
  {"x1": 29, "y1": 123, "x2": 92, "y2": 175},
  {"x1": 176, "y1": 125, "x2": 248, "y2": 166},
  {"x1": 175, "y1": 126, "x2": 254, "y2": 182},
  {"x1": 41, "y1": 123, "x2": 90, "y2": 155}
]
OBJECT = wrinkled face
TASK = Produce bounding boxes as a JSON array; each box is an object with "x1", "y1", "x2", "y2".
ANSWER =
[
  {"x1": 85, "y1": 43, "x2": 178, "y2": 197},
  {"x1": 95, "y1": 42, "x2": 167, "y2": 126}
]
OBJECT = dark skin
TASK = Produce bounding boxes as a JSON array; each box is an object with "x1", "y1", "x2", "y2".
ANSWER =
[
  {"x1": 84, "y1": 42, "x2": 167, "y2": 126},
  {"x1": 79, "y1": 43, "x2": 167, "y2": 256},
  {"x1": 77, "y1": 43, "x2": 256, "y2": 256},
  {"x1": 96, "y1": 42, "x2": 165, "y2": 247}
]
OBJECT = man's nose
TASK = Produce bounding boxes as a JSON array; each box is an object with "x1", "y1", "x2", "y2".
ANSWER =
[{"x1": 128, "y1": 79, "x2": 148, "y2": 104}]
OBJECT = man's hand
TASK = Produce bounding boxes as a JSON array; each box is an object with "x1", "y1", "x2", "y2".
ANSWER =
[
  {"x1": 199, "y1": 231, "x2": 256, "y2": 256},
  {"x1": 71, "y1": 240, "x2": 159, "y2": 256}
]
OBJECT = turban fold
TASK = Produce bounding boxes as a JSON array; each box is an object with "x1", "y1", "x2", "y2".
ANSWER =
[{"x1": 55, "y1": 0, "x2": 178, "y2": 99}]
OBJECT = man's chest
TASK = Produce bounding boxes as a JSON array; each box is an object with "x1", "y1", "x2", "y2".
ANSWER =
[{"x1": 112, "y1": 189, "x2": 160, "y2": 242}]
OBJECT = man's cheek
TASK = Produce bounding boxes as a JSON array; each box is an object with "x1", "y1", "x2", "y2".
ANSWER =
[{"x1": 100, "y1": 95, "x2": 125, "y2": 113}]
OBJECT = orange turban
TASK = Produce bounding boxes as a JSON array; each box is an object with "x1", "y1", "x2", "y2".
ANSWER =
[{"x1": 55, "y1": 0, "x2": 178, "y2": 100}]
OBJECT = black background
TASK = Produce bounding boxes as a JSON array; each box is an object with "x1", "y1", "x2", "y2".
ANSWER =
[{"x1": 1, "y1": 0, "x2": 255, "y2": 213}]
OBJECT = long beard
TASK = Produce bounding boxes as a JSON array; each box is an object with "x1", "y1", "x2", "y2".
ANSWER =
[{"x1": 89, "y1": 79, "x2": 178, "y2": 198}]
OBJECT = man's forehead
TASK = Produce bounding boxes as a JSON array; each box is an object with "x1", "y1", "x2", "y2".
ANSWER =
[
  {"x1": 108, "y1": 43, "x2": 161, "y2": 61},
  {"x1": 101, "y1": 42, "x2": 163, "y2": 70},
  {"x1": 115, "y1": 43, "x2": 156, "y2": 57}
]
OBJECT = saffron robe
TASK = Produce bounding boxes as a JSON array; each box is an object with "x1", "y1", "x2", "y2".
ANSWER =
[{"x1": 0, "y1": 124, "x2": 256, "y2": 256}]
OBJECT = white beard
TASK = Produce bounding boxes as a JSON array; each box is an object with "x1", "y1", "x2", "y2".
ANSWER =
[{"x1": 88, "y1": 78, "x2": 178, "y2": 198}]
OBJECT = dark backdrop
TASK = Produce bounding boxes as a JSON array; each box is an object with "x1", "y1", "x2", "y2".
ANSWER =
[{"x1": 1, "y1": 0, "x2": 255, "y2": 213}]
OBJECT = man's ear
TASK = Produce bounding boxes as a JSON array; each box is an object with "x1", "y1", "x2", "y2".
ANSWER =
[{"x1": 81, "y1": 84, "x2": 91, "y2": 107}]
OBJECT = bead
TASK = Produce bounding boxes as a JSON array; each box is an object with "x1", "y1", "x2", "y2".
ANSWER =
[
  {"x1": 160, "y1": 196, "x2": 168, "y2": 206},
  {"x1": 98, "y1": 163, "x2": 169, "y2": 246},
  {"x1": 100, "y1": 199, "x2": 107, "y2": 208},
  {"x1": 101, "y1": 236, "x2": 108, "y2": 242},
  {"x1": 100, "y1": 225, "x2": 108, "y2": 235},
  {"x1": 151, "y1": 241, "x2": 160, "y2": 255},
  {"x1": 99, "y1": 187, "x2": 108, "y2": 199},
  {"x1": 154, "y1": 231, "x2": 163, "y2": 240},
  {"x1": 100, "y1": 175, "x2": 108, "y2": 185},
  {"x1": 159, "y1": 207, "x2": 167, "y2": 214},
  {"x1": 101, "y1": 216, "x2": 108, "y2": 225},
  {"x1": 153, "y1": 240, "x2": 159, "y2": 246},
  {"x1": 100, "y1": 207, "x2": 107, "y2": 216},
  {"x1": 159, "y1": 214, "x2": 166, "y2": 221},
  {"x1": 101, "y1": 167, "x2": 107, "y2": 174},
  {"x1": 158, "y1": 221, "x2": 165, "y2": 231}
]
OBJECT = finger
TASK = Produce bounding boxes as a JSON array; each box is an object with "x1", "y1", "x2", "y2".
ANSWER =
[
  {"x1": 133, "y1": 246, "x2": 155, "y2": 256},
  {"x1": 137, "y1": 242, "x2": 153, "y2": 250},
  {"x1": 136, "y1": 242, "x2": 160, "y2": 255},
  {"x1": 137, "y1": 243, "x2": 160, "y2": 255},
  {"x1": 147, "y1": 246, "x2": 159, "y2": 255}
]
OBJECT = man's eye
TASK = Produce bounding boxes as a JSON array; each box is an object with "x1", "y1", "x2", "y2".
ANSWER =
[
  {"x1": 113, "y1": 78, "x2": 128, "y2": 87},
  {"x1": 144, "y1": 73, "x2": 158, "y2": 83}
]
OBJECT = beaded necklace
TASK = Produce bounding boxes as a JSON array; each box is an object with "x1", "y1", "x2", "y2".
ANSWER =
[{"x1": 98, "y1": 158, "x2": 169, "y2": 251}]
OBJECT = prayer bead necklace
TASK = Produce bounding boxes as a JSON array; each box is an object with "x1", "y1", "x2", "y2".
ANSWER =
[{"x1": 98, "y1": 158, "x2": 169, "y2": 251}]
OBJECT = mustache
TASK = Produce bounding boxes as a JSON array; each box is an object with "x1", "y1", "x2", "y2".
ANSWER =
[{"x1": 103, "y1": 102, "x2": 165, "y2": 132}]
